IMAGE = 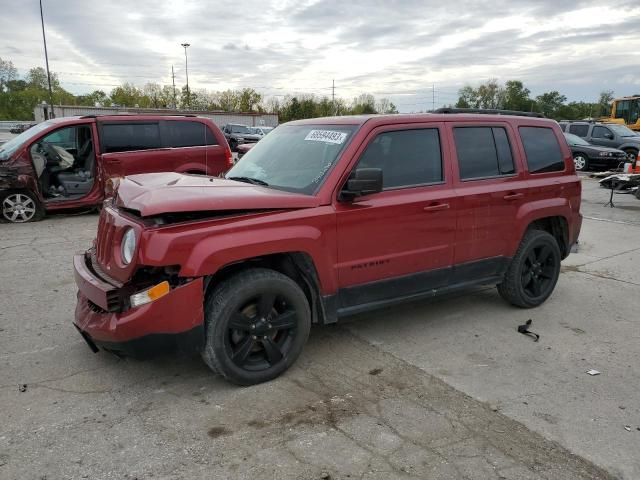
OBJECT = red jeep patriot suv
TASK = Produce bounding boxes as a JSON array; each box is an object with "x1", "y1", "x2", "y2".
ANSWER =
[{"x1": 73, "y1": 109, "x2": 582, "y2": 385}]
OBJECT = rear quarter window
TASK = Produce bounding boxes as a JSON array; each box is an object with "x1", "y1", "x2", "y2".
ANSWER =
[
  {"x1": 166, "y1": 120, "x2": 218, "y2": 147},
  {"x1": 519, "y1": 127, "x2": 565, "y2": 174},
  {"x1": 102, "y1": 123, "x2": 161, "y2": 153}
]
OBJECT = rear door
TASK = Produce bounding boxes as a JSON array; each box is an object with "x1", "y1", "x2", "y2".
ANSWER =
[
  {"x1": 161, "y1": 120, "x2": 226, "y2": 175},
  {"x1": 98, "y1": 121, "x2": 174, "y2": 177},
  {"x1": 335, "y1": 123, "x2": 457, "y2": 310},
  {"x1": 448, "y1": 121, "x2": 527, "y2": 278}
]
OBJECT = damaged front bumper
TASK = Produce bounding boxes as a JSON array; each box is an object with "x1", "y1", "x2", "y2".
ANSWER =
[{"x1": 73, "y1": 252, "x2": 205, "y2": 357}]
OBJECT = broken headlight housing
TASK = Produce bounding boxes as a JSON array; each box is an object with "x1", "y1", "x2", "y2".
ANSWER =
[{"x1": 121, "y1": 228, "x2": 136, "y2": 265}]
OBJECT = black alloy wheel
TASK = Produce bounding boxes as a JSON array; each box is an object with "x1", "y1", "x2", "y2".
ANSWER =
[
  {"x1": 202, "y1": 268, "x2": 311, "y2": 385},
  {"x1": 498, "y1": 229, "x2": 561, "y2": 308}
]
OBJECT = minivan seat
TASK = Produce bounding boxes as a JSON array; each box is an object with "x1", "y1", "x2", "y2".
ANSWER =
[{"x1": 56, "y1": 144, "x2": 95, "y2": 195}]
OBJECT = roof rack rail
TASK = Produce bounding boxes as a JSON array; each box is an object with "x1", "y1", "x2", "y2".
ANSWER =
[
  {"x1": 79, "y1": 113, "x2": 198, "y2": 119},
  {"x1": 434, "y1": 108, "x2": 545, "y2": 118}
]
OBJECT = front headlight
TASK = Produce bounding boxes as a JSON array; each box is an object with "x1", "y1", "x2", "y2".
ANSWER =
[{"x1": 121, "y1": 228, "x2": 136, "y2": 264}]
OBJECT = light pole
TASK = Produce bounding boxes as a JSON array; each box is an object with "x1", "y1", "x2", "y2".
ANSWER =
[
  {"x1": 181, "y1": 43, "x2": 190, "y2": 108},
  {"x1": 39, "y1": 0, "x2": 54, "y2": 117}
]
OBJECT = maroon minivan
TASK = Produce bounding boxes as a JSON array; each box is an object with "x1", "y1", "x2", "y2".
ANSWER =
[{"x1": 0, "y1": 115, "x2": 232, "y2": 222}]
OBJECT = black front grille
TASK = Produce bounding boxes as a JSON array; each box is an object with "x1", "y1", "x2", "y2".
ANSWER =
[{"x1": 87, "y1": 299, "x2": 108, "y2": 314}]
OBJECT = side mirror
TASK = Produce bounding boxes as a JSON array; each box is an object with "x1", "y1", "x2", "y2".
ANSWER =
[
  {"x1": 340, "y1": 168, "x2": 383, "y2": 200},
  {"x1": 605, "y1": 133, "x2": 614, "y2": 139}
]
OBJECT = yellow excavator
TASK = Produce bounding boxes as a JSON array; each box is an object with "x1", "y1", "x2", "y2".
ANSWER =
[{"x1": 604, "y1": 96, "x2": 640, "y2": 131}]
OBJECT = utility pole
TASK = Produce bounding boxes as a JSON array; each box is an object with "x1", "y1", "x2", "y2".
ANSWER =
[
  {"x1": 432, "y1": 84, "x2": 435, "y2": 112},
  {"x1": 181, "y1": 43, "x2": 190, "y2": 108},
  {"x1": 332, "y1": 79, "x2": 335, "y2": 115},
  {"x1": 39, "y1": 0, "x2": 54, "y2": 117},
  {"x1": 171, "y1": 65, "x2": 177, "y2": 110}
]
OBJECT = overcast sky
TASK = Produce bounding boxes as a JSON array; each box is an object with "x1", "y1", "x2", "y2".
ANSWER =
[{"x1": 1, "y1": 0, "x2": 639, "y2": 112}]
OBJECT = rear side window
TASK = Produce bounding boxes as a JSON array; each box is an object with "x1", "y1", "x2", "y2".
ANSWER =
[
  {"x1": 357, "y1": 129, "x2": 442, "y2": 189},
  {"x1": 519, "y1": 127, "x2": 565, "y2": 174},
  {"x1": 568, "y1": 124, "x2": 589, "y2": 137},
  {"x1": 166, "y1": 121, "x2": 218, "y2": 147},
  {"x1": 102, "y1": 123, "x2": 161, "y2": 153},
  {"x1": 454, "y1": 127, "x2": 515, "y2": 180}
]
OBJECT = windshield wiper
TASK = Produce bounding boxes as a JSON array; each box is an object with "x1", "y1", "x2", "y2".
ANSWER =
[{"x1": 227, "y1": 176, "x2": 269, "y2": 186}]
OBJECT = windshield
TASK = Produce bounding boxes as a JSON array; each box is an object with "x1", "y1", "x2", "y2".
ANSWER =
[
  {"x1": 231, "y1": 125, "x2": 251, "y2": 134},
  {"x1": 226, "y1": 124, "x2": 357, "y2": 195},
  {"x1": 564, "y1": 133, "x2": 590, "y2": 146},
  {"x1": 0, "y1": 120, "x2": 51, "y2": 160},
  {"x1": 608, "y1": 124, "x2": 637, "y2": 137}
]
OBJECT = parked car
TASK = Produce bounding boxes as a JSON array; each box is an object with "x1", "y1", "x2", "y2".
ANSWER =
[
  {"x1": 0, "y1": 115, "x2": 232, "y2": 223},
  {"x1": 558, "y1": 121, "x2": 640, "y2": 161},
  {"x1": 563, "y1": 132, "x2": 627, "y2": 171},
  {"x1": 10, "y1": 123, "x2": 34, "y2": 134},
  {"x1": 236, "y1": 142, "x2": 255, "y2": 160},
  {"x1": 73, "y1": 110, "x2": 582, "y2": 386},
  {"x1": 221, "y1": 123, "x2": 258, "y2": 152},
  {"x1": 245, "y1": 126, "x2": 274, "y2": 141}
]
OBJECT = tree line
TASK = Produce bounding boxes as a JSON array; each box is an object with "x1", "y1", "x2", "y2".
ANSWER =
[
  {"x1": 0, "y1": 57, "x2": 616, "y2": 123},
  {"x1": 0, "y1": 57, "x2": 398, "y2": 121},
  {"x1": 454, "y1": 79, "x2": 614, "y2": 120}
]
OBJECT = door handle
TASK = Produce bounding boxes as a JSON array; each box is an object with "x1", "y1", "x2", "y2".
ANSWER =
[
  {"x1": 423, "y1": 203, "x2": 450, "y2": 212},
  {"x1": 503, "y1": 192, "x2": 523, "y2": 201}
]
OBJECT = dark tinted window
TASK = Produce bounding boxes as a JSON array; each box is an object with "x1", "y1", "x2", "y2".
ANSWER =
[
  {"x1": 357, "y1": 129, "x2": 442, "y2": 189},
  {"x1": 102, "y1": 123, "x2": 160, "y2": 153},
  {"x1": 493, "y1": 128, "x2": 516, "y2": 175},
  {"x1": 592, "y1": 126, "x2": 612, "y2": 139},
  {"x1": 166, "y1": 121, "x2": 218, "y2": 147},
  {"x1": 568, "y1": 124, "x2": 589, "y2": 137},
  {"x1": 519, "y1": 127, "x2": 565, "y2": 173},
  {"x1": 454, "y1": 127, "x2": 514, "y2": 180}
]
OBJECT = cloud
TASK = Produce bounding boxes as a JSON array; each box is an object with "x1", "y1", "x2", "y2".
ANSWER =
[{"x1": 0, "y1": 0, "x2": 638, "y2": 112}]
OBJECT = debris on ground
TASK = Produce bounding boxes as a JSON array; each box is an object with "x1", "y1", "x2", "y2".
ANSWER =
[
  {"x1": 598, "y1": 173, "x2": 640, "y2": 192},
  {"x1": 517, "y1": 319, "x2": 540, "y2": 341},
  {"x1": 18, "y1": 384, "x2": 27, "y2": 393},
  {"x1": 624, "y1": 426, "x2": 631, "y2": 432},
  {"x1": 586, "y1": 369, "x2": 601, "y2": 376}
]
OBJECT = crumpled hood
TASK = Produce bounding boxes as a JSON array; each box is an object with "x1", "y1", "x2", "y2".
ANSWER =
[{"x1": 114, "y1": 172, "x2": 320, "y2": 217}]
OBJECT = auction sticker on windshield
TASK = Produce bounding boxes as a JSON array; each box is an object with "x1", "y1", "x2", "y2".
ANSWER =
[{"x1": 304, "y1": 130, "x2": 348, "y2": 144}]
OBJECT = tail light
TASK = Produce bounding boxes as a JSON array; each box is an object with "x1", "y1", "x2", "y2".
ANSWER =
[{"x1": 224, "y1": 145, "x2": 233, "y2": 169}]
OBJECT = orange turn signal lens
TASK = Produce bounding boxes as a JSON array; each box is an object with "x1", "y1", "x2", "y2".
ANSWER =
[{"x1": 130, "y1": 281, "x2": 170, "y2": 308}]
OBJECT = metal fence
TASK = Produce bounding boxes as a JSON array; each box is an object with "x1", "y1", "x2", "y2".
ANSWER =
[{"x1": 33, "y1": 105, "x2": 279, "y2": 127}]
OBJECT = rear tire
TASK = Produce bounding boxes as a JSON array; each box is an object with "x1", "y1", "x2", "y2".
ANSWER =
[
  {"x1": 498, "y1": 230, "x2": 561, "y2": 308},
  {"x1": 201, "y1": 268, "x2": 311, "y2": 386},
  {"x1": 0, "y1": 190, "x2": 44, "y2": 223}
]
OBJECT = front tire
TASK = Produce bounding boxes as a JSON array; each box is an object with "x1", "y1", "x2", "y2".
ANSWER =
[
  {"x1": 573, "y1": 153, "x2": 588, "y2": 171},
  {"x1": 201, "y1": 268, "x2": 311, "y2": 386},
  {"x1": 498, "y1": 230, "x2": 561, "y2": 308},
  {"x1": 1, "y1": 190, "x2": 44, "y2": 223},
  {"x1": 624, "y1": 149, "x2": 638, "y2": 162}
]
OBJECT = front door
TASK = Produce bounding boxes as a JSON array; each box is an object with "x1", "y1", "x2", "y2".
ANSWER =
[
  {"x1": 589, "y1": 125, "x2": 618, "y2": 149},
  {"x1": 28, "y1": 122, "x2": 101, "y2": 207},
  {"x1": 335, "y1": 124, "x2": 456, "y2": 311}
]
